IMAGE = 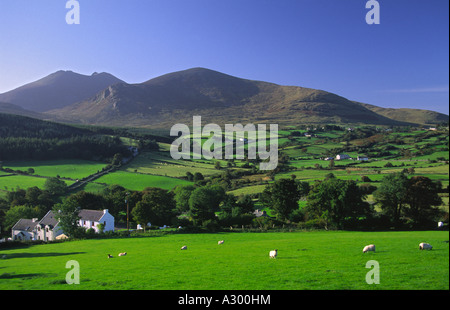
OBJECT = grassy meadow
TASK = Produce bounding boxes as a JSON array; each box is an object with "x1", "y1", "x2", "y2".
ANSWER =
[
  {"x1": 94, "y1": 170, "x2": 192, "y2": 191},
  {"x1": 0, "y1": 230, "x2": 448, "y2": 290}
]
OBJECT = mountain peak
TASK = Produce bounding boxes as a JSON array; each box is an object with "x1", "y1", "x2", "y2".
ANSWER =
[{"x1": 0, "y1": 70, "x2": 125, "y2": 112}]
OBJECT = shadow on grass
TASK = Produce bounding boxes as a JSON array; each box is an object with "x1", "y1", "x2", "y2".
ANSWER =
[
  {"x1": 5, "y1": 252, "x2": 86, "y2": 259},
  {"x1": 0, "y1": 272, "x2": 58, "y2": 280}
]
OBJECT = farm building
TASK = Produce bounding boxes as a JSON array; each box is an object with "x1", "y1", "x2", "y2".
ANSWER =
[
  {"x1": 11, "y1": 218, "x2": 39, "y2": 241},
  {"x1": 11, "y1": 209, "x2": 114, "y2": 241},
  {"x1": 253, "y1": 209, "x2": 270, "y2": 218},
  {"x1": 335, "y1": 154, "x2": 351, "y2": 160},
  {"x1": 357, "y1": 156, "x2": 369, "y2": 161}
]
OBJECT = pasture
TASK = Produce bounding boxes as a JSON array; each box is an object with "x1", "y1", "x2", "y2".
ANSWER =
[
  {"x1": 0, "y1": 230, "x2": 448, "y2": 290},
  {"x1": 94, "y1": 170, "x2": 192, "y2": 191},
  {"x1": 2, "y1": 160, "x2": 107, "y2": 180}
]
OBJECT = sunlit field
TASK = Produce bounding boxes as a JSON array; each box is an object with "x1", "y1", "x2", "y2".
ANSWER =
[{"x1": 1, "y1": 231, "x2": 448, "y2": 290}]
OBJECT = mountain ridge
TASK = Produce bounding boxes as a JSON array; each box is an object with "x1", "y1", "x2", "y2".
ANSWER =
[
  {"x1": 0, "y1": 70, "x2": 125, "y2": 112},
  {"x1": 1, "y1": 68, "x2": 448, "y2": 128}
]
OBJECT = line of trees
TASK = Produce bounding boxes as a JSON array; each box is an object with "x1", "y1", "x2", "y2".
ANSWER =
[
  {"x1": 0, "y1": 112, "x2": 160, "y2": 161},
  {"x1": 1, "y1": 171, "x2": 445, "y2": 238},
  {"x1": 0, "y1": 135, "x2": 131, "y2": 161}
]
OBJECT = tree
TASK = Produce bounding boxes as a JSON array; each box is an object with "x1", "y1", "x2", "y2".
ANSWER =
[
  {"x1": 4, "y1": 205, "x2": 40, "y2": 231},
  {"x1": 173, "y1": 185, "x2": 196, "y2": 213},
  {"x1": 261, "y1": 178, "x2": 307, "y2": 221},
  {"x1": 67, "y1": 191, "x2": 107, "y2": 211},
  {"x1": 185, "y1": 172, "x2": 194, "y2": 181},
  {"x1": 305, "y1": 178, "x2": 370, "y2": 229},
  {"x1": 373, "y1": 173, "x2": 408, "y2": 227},
  {"x1": 53, "y1": 196, "x2": 83, "y2": 238},
  {"x1": 236, "y1": 194, "x2": 255, "y2": 215},
  {"x1": 44, "y1": 177, "x2": 67, "y2": 196},
  {"x1": 188, "y1": 185, "x2": 225, "y2": 226},
  {"x1": 214, "y1": 161, "x2": 222, "y2": 170},
  {"x1": 193, "y1": 172, "x2": 204, "y2": 182},
  {"x1": 404, "y1": 176, "x2": 443, "y2": 228},
  {"x1": 328, "y1": 159, "x2": 335, "y2": 169},
  {"x1": 131, "y1": 188, "x2": 176, "y2": 228},
  {"x1": 102, "y1": 185, "x2": 134, "y2": 221}
]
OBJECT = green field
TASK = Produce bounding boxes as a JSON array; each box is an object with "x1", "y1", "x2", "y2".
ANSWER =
[
  {"x1": 95, "y1": 170, "x2": 192, "y2": 191},
  {"x1": 123, "y1": 151, "x2": 219, "y2": 177},
  {"x1": 3, "y1": 160, "x2": 108, "y2": 180},
  {"x1": 0, "y1": 231, "x2": 448, "y2": 290},
  {"x1": 0, "y1": 175, "x2": 74, "y2": 192}
]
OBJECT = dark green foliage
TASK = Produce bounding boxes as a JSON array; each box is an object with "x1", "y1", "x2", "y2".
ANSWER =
[
  {"x1": 373, "y1": 173, "x2": 409, "y2": 227},
  {"x1": 52, "y1": 196, "x2": 83, "y2": 239},
  {"x1": 131, "y1": 187, "x2": 176, "y2": 227},
  {"x1": 0, "y1": 113, "x2": 131, "y2": 161},
  {"x1": 188, "y1": 185, "x2": 225, "y2": 226},
  {"x1": 305, "y1": 178, "x2": 370, "y2": 229},
  {"x1": 261, "y1": 178, "x2": 309, "y2": 221}
]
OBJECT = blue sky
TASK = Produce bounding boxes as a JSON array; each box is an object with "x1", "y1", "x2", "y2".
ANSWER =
[{"x1": 0, "y1": 0, "x2": 448, "y2": 114}]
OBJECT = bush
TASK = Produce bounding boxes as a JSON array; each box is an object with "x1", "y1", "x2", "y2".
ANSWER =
[
  {"x1": 361, "y1": 175, "x2": 372, "y2": 182},
  {"x1": 302, "y1": 218, "x2": 328, "y2": 230},
  {"x1": 202, "y1": 219, "x2": 221, "y2": 232},
  {"x1": 289, "y1": 208, "x2": 305, "y2": 223}
]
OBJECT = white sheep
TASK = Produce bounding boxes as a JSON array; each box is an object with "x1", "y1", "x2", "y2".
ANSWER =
[
  {"x1": 419, "y1": 242, "x2": 432, "y2": 250},
  {"x1": 362, "y1": 244, "x2": 376, "y2": 253},
  {"x1": 118, "y1": 252, "x2": 127, "y2": 256},
  {"x1": 218, "y1": 240, "x2": 224, "y2": 245},
  {"x1": 269, "y1": 249, "x2": 278, "y2": 259},
  {"x1": 180, "y1": 245, "x2": 187, "y2": 250}
]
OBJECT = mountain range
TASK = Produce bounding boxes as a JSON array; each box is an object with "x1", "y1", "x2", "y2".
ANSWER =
[
  {"x1": 0, "y1": 68, "x2": 447, "y2": 129},
  {"x1": 0, "y1": 70, "x2": 124, "y2": 112}
]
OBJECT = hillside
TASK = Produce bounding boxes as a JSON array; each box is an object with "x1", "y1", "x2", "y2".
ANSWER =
[
  {"x1": 46, "y1": 68, "x2": 419, "y2": 128},
  {"x1": 0, "y1": 71, "x2": 124, "y2": 112},
  {"x1": 360, "y1": 103, "x2": 449, "y2": 125},
  {"x1": 0, "y1": 113, "x2": 129, "y2": 161},
  {"x1": 0, "y1": 102, "x2": 46, "y2": 119}
]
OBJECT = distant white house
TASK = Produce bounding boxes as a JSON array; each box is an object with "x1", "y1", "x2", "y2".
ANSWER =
[
  {"x1": 253, "y1": 209, "x2": 269, "y2": 218},
  {"x1": 335, "y1": 154, "x2": 351, "y2": 160},
  {"x1": 77, "y1": 209, "x2": 115, "y2": 233},
  {"x1": 11, "y1": 209, "x2": 114, "y2": 241}
]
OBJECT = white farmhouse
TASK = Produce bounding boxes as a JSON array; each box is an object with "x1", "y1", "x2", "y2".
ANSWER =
[
  {"x1": 78, "y1": 209, "x2": 114, "y2": 233},
  {"x1": 11, "y1": 218, "x2": 39, "y2": 241},
  {"x1": 35, "y1": 210, "x2": 64, "y2": 241},
  {"x1": 11, "y1": 209, "x2": 114, "y2": 241},
  {"x1": 335, "y1": 154, "x2": 351, "y2": 160}
]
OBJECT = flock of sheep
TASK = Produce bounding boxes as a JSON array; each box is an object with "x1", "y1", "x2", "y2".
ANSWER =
[
  {"x1": 106, "y1": 241, "x2": 434, "y2": 259},
  {"x1": 107, "y1": 252, "x2": 127, "y2": 258},
  {"x1": 362, "y1": 242, "x2": 433, "y2": 253}
]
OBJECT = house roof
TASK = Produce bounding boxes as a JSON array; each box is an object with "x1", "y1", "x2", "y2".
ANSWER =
[
  {"x1": 39, "y1": 210, "x2": 59, "y2": 228},
  {"x1": 12, "y1": 219, "x2": 38, "y2": 232},
  {"x1": 78, "y1": 209, "x2": 105, "y2": 222},
  {"x1": 253, "y1": 209, "x2": 269, "y2": 218}
]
